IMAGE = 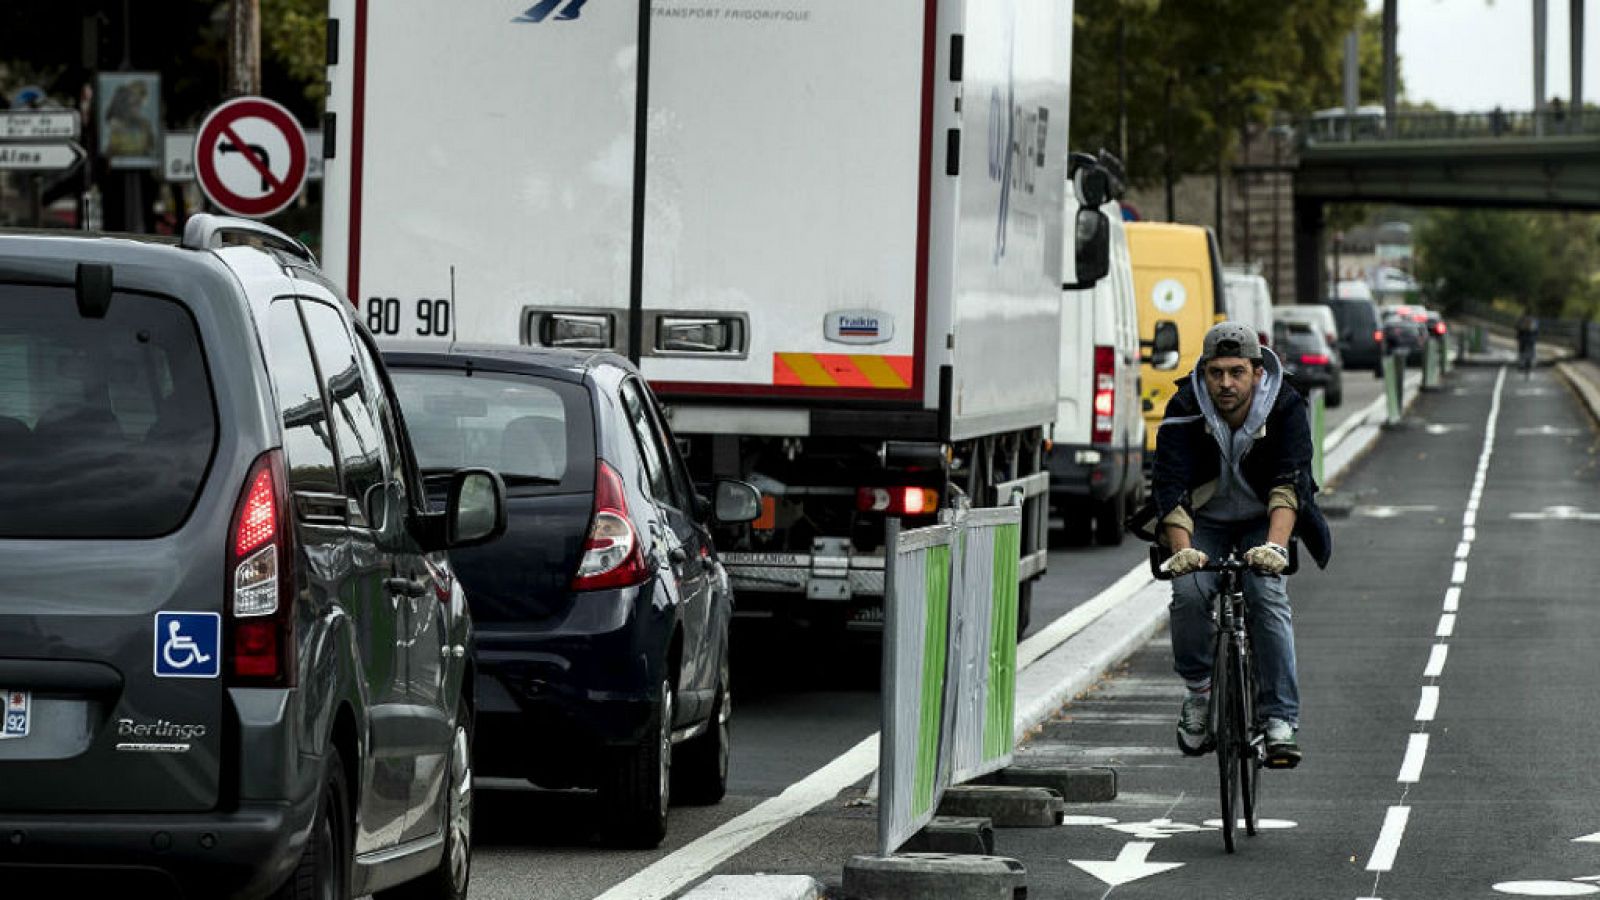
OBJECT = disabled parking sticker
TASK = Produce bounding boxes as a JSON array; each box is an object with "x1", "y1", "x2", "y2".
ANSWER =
[{"x1": 153, "y1": 612, "x2": 221, "y2": 679}]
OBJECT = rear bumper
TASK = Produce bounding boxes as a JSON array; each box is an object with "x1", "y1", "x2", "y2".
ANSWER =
[
  {"x1": 0, "y1": 799, "x2": 312, "y2": 900},
  {"x1": 1048, "y1": 442, "x2": 1138, "y2": 504},
  {"x1": 471, "y1": 583, "x2": 671, "y2": 787}
]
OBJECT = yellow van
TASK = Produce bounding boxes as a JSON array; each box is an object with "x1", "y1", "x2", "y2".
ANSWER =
[{"x1": 1126, "y1": 222, "x2": 1228, "y2": 453}]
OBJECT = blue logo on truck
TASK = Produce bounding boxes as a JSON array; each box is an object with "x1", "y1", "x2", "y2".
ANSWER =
[{"x1": 513, "y1": 0, "x2": 587, "y2": 22}]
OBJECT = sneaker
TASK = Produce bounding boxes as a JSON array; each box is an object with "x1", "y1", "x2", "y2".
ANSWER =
[
  {"x1": 1176, "y1": 691, "x2": 1212, "y2": 756},
  {"x1": 1263, "y1": 718, "x2": 1302, "y2": 768}
]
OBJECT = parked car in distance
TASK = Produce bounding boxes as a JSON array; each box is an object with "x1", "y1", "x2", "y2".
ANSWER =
[
  {"x1": 0, "y1": 216, "x2": 506, "y2": 900},
  {"x1": 1381, "y1": 308, "x2": 1427, "y2": 361},
  {"x1": 384, "y1": 345, "x2": 761, "y2": 849},
  {"x1": 1323, "y1": 295, "x2": 1386, "y2": 374},
  {"x1": 1273, "y1": 304, "x2": 1340, "y2": 358},
  {"x1": 1274, "y1": 320, "x2": 1344, "y2": 407},
  {"x1": 1222, "y1": 267, "x2": 1276, "y2": 350},
  {"x1": 1052, "y1": 198, "x2": 1145, "y2": 547}
]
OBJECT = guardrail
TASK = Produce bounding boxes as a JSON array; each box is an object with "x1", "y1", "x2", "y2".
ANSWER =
[
  {"x1": 878, "y1": 504, "x2": 1022, "y2": 857},
  {"x1": 1302, "y1": 109, "x2": 1600, "y2": 146}
]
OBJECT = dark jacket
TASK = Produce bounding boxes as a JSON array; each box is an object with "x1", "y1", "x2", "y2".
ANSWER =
[{"x1": 1131, "y1": 365, "x2": 1333, "y2": 569}]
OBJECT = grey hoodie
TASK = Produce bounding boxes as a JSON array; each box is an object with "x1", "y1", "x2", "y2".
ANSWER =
[{"x1": 1188, "y1": 347, "x2": 1285, "y2": 524}]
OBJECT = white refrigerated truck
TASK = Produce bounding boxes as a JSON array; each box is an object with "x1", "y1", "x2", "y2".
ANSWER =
[{"x1": 322, "y1": 0, "x2": 1099, "y2": 634}]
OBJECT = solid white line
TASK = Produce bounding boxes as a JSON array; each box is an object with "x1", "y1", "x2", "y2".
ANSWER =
[
  {"x1": 1436, "y1": 613, "x2": 1456, "y2": 637},
  {"x1": 1443, "y1": 587, "x2": 1460, "y2": 612},
  {"x1": 1367, "y1": 805, "x2": 1412, "y2": 871},
  {"x1": 1451, "y1": 561, "x2": 1469, "y2": 584},
  {"x1": 1398, "y1": 733, "x2": 1430, "y2": 783},
  {"x1": 1415, "y1": 686, "x2": 1440, "y2": 721},
  {"x1": 1016, "y1": 560, "x2": 1151, "y2": 669},
  {"x1": 592, "y1": 736, "x2": 879, "y2": 900},
  {"x1": 1455, "y1": 542, "x2": 1471, "y2": 560},
  {"x1": 1423, "y1": 644, "x2": 1449, "y2": 678}
]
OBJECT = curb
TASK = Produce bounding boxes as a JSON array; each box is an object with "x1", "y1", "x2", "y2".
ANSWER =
[
  {"x1": 678, "y1": 875, "x2": 825, "y2": 900},
  {"x1": 1556, "y1": 361, "x2": 1600, "y2": 426}
]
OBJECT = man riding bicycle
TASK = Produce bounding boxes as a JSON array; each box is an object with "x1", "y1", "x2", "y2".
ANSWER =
[{"x1": 1134, "y1": 322, "x2": 1332, "y2": 769}]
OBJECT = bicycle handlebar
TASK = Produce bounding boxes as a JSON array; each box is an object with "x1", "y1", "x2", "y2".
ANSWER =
[{"x1": 1148, "y1": 543, "x2": 1299, "y2": 581}]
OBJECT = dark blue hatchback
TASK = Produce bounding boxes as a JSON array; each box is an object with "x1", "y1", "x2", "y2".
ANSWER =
[{"x1": 384, "y1": 345, "x2": 759, "y2": 848}]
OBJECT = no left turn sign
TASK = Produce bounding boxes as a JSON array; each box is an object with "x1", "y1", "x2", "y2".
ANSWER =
[{"x1": 194, "y1": 96, "x2": 308, "y2": 218}]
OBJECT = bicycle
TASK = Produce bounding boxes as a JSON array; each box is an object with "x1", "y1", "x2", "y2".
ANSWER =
[{"x1": 1151, "y1": 543, "x2": 1298, "y2": 853}]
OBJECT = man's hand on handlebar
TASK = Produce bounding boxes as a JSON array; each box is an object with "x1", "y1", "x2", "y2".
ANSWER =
[
  {"x1": 1162, "y1": 547, "x2": 1209, "y2": 576},
  {"x1": 1244, "y1": 542, "x2": 1290, "y2": 575}
]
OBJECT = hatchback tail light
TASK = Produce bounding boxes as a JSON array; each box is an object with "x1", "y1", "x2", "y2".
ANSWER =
[
  {"x1": 1092, "y1": 345, "x2": 1115, "y2": 445},
  {"x1": 572, "y1": 461, "x2": 651, "y2": 591},
  {"x1": 1300, "y1": 353, "x2": 1330, "y2": 366},
  {"x1": 856, "y1": 486, "x2": 940, "y2": 517},
  {"x1": 1432, "y1": 321, "x2": 1447, "y2": 336},
  {"x1": 226, "y1": 450, "x2": 295, "y2": 686}
]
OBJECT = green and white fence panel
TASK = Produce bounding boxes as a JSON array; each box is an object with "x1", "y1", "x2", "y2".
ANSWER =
[
  {"x1": 1308, "y1": 387, "x2": 1326, "y2": 486},
  {"x1": 947, "y1": 506, "x2": 1021, "y2": 785},
  {"x1": 879, "y1": 520, "x2": 956, "y2": 857}
]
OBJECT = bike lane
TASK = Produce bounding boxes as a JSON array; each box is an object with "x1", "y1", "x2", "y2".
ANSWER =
[{"x1": 990, "y1": 365, "x2": 1517, "y2": 898}]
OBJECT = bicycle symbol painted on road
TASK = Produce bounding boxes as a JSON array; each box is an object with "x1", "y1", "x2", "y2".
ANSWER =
[{"x1": 153, "y1": 612, "x2": 221, "y2": 679}]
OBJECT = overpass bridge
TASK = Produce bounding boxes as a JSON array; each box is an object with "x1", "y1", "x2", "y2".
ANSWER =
[{"x1": 1292, "y1": 109, "x2": 1600, "y2": 305}]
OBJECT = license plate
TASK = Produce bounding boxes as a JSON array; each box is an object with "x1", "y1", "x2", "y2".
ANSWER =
[{"x1": 1, "y1": 690, "x2": 29, "y2": 740}]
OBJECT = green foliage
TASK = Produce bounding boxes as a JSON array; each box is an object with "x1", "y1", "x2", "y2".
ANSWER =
[
  {"x1": 1417, "y1": 210, "x2": 1600, "y2": 319},
  {"x1": 1070, "y1": 0, "x2": 1376, "y2": 187},
  {"x1": 262, "y1": 0, "x2": 328, "y2": 105}
]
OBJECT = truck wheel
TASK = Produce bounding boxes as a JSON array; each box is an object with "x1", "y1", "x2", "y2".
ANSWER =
[
  {"x1": 1094, "y1": 497, "x2": 1126, "y2": 546},
  {"x1": 274, "y1": 745, "x2": 351, "y2": 900},
  {"x1": 603, "y1": 678, "x2": 672, "y2": 848},
  {"x1": 375, "y1": 701, "x2": 474, "y2": 900},
  {"x1": 674, "y1": 651, "x2": 730, "y2": 806}
]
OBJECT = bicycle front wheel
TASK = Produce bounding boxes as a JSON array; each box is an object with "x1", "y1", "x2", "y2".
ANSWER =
[
  {"x1": 1236, "y1": 647, "x2": 1259, "y2": 838},
  {"x1": 1213, "y1": 635, "x2": 1238, "y2": 853}
]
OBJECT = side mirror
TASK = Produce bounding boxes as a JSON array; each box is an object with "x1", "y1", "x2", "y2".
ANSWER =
[
  {"x1": 712, "y1": 479, "x2": 763, "y2": 524},
  {"x1": 446, "y1": 468, "x2": 507, "y2": 548},
  {"x1": 1073, "y1": 162, "x2": 1113, "y2": 208},
  {"x1": 1069, "y1": 208, "x2": 1111, "y2": 288},
  {"x1": 1141, "y1": 320, "x2": 1180, "y2": 371}
]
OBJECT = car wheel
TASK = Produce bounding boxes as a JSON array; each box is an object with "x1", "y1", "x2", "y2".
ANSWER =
[
  {"x1": 1093, "y1": 496, "x2": 1126, "y2": 546},
  {"x1": 674, "y1": 651, "x2": 730, "y2": 806},
  {"x1": 375, "y1": 701, "x2": 473, "y2": 900},
  {"x1": 1327, "y1": 383, "x2": 1343, "y2": 408},
  {"x1": 603, "y1": 677, "x2": 672, "y2": 848},
  {"x1": 274, "y1": 745, "x2": 351, "y2": 900}
]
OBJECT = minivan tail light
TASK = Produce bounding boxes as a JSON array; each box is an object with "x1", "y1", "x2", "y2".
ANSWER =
[
  {"x1": 1092, "y1": 345, "x2": 1116, "y2": 445},
  {"x1": 1374, "y1": 329, "x2": 1385, "y2": 343},
  {"x1": 226, "y1": 450, "x2": 295, "y2": 686},
  {"x1": 572, "y1": 461, "x2": 651, "y2": 591}
]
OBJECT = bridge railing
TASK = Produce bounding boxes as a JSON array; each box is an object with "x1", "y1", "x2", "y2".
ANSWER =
[{"x1": 1303, "y1": 109, "x2": 1600, "y2": 145}]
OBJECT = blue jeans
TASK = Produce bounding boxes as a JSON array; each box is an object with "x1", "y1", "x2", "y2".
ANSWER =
[{"x1": 1169, "y1": 518, "x2": 1300, "y2": 727}]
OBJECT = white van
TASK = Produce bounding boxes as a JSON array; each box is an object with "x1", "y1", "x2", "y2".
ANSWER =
[
  {"x1": 1050, "y1": 200, "x2": 1144, "y2": 545},
  {"x1": 1222, "y1": 268, "x2": 1276, "y2": 349}
]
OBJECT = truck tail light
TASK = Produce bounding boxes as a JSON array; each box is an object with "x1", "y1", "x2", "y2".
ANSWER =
[
  {"x1": 856, "y1": 486, "x2": 940, "y2": 517},
  {"x1": 227, "y1": 450, "x2": 295, "y2": 686},
  {"x1": 572, "y1": 461, "x2": 651, "y2": 591},
  {"x1": 1092, "y1": 345, "x2": 1115, "y2": 445}
]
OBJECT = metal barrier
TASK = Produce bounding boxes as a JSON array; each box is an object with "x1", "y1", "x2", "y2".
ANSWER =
[
  {"x1": 1422, "y1": 338, "x2": 1443, "y2": 390},
  {"x1": 1308, "y1": 388, "x2": 1325, "y2": 486},
  {"x1": 1383, "y1": 353, "x2": 1404, "y2": 425},
  {"x1": 879, "y1": 505, "x2": 1023, "y2": 856}
]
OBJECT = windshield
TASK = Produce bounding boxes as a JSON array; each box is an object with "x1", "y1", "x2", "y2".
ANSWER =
[
  {"x1": 391, "y1": 367, "x2": 594, "y2": 493},
  {"x1": 0, "y1": 284, "x2": 217, "y2": 538}
]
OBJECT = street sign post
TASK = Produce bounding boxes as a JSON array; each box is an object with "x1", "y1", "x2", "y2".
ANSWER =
[
  {"x1": 0, "y1": 110, "x2": 81, "y2": 141},
  {"x1": 0, "y1": 142, "x2": 86, "y2": 173},
  {"x1": 193, "y1": 96, "x2": 309, "y2": 218}
]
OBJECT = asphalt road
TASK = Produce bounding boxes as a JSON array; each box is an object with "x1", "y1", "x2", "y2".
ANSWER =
[
  {"x1": 991, "y1": 363, "x2": 1600, "y2": 898},
  {"x1": 463, "y1": 372, "x2": 1390, "y2": 900}
]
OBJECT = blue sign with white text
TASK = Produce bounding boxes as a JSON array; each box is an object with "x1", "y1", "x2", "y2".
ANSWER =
[{"x1": 154, "y1": 612, "x2": 221, "y2": 679}]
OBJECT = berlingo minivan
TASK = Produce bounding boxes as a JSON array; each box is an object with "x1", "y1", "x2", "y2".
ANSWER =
[{"x1": 0, "y1": 216, "x2": 506, "y2": 900}]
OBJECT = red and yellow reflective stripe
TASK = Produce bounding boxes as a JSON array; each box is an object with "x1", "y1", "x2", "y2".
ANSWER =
[{"x1": 773, "y1": 353, "x2": 914, "y2": 389}]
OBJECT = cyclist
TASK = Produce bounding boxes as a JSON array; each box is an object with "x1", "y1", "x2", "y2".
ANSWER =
[
  {"x1": 1516, "y1": 314, "x2": 1539, "y2": 375},
  {"x1": 1136, "y1": 322, "x2": 1332, "y2": 769}
]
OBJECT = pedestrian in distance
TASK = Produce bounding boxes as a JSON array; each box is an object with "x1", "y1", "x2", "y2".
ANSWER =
[{"x1": 1131, "y1": 322, "x2": 1333, "y2": 769}]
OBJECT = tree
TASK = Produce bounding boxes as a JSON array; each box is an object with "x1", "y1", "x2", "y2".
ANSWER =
[
  {"x1": 1070, "y1": 0, "x2": 1378, "y2": 187},
  {"x1": 262, "y1": 0, "x2": 327, "y2": 105},
  {"x1": 1417, "y1": 209, "x2": 1600, "y2": 319}
]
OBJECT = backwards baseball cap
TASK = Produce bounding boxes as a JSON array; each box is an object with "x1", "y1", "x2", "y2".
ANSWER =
[{"x1": 1201, "y1": 321, "x2": 1262, "y2": 363}]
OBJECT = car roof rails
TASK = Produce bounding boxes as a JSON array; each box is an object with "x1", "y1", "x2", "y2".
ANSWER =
[{"x1": 181, "y1": 213, "x2": 317, "y2": 267}]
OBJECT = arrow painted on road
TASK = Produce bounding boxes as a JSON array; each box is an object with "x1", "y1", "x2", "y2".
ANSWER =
[{"x1": 1069, "y1": 841, "x2": 1185, "y2": 887}]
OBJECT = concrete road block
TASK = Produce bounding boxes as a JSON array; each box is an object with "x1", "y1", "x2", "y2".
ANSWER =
[
  {"x1": 978, "y1": 765, "x2": 1117, "y2": 802},
  {"x1": 936, "y1": 785, "x2": 1063, "y2": 827},
  {"x1": 844, "y1": 853, "x2": 1026, "y2": 900},
  {"x1": 901, "y1": 816, "x2": 995, "y2": 855},
  {"x1": 680, "y1": 874, "x2": 826, "y2": 899}
]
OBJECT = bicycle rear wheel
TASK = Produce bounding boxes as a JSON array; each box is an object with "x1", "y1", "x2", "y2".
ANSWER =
[
  {"x1": 1212, "y1": 634, "x2": 1238, "y2": 853},
  {"x1": 1236, "y1": 648, "x2": 1259, "y2": 838}
]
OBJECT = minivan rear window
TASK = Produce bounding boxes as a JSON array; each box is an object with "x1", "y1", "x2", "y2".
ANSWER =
[
  {"x1": 391, "y1": 368, "x2": 593, "y2": 493},
  {"x1": 0, "y1": 284, "x2": 217, "y2": 538}
]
